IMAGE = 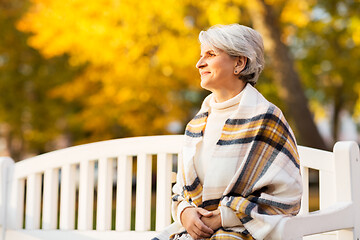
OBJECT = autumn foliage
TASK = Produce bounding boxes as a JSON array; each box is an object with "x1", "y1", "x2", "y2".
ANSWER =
[{"x1": 0, "y1": 0, "x2": 359, "y2": 159}]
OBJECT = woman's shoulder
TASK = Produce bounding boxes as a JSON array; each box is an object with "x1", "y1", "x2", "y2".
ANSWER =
[{"x1": 245, "y1": 84, "x2": 284, "y2": 115}]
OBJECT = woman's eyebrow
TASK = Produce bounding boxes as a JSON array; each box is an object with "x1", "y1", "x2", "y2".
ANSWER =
[{"x1": 200, "y1": 50, "x2": 216, "y2": 57}]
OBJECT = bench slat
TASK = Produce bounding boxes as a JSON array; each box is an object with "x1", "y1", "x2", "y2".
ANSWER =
[
  {"x1": 8, "y1": 177, "x2": 25, "y2": 229},
  {"x1": 299, "y1": 166, "x2": 309, "y2": 214},
  {"x1": 96, "y1": 158, "x2": 114, "y2": 230},
  {"x1": 320, "y1": 171, "x2": 336, "y2": 209},
  {"x1": 156, "y1": 153, "x2": 172, "y2": 231},
  {"x1": 59, "y1": 164, "x2": 76, "y2": 230},
  {"x1": 135, "y1": 154, "x2": 152, "y2": 231},
  {"x1": 25, "y1": 173, "x2": 42, "y2": 230},
  {"x1": 42, "y1": 169, "x2": 59, "y2": 230},
  {"x1": 78, "y1": 160, "x2": 95, "y2": 230},
  {"x1": 116, "y1": 155, "x2": 133, "y2": 231}
]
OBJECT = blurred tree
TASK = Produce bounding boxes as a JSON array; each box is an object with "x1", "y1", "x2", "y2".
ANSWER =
[
  {"x1": 16, "y1": 0, "x2": 243, "y2": 144},
  {"x1": 11, "y1": 0, "x2": 360, "y2": 155},
  {"x1": 0, "y1": 0, "x2": 81, "y2": 161},
  {"x1": 293, "y1": 0, "x2": 360, "y2": 144},
  {"x1": 182, "y1": 0, "x2": 331, "y2": 149},
  {"x1": 246, "y1": 0, "x2": 327, "y2": 149}
]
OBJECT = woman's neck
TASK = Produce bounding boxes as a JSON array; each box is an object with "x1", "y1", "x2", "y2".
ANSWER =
[{"x1": 213, "y1": 82, "x2": 246, "y2": 103}]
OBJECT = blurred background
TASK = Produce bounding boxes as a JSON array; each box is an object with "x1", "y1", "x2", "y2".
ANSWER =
[{"x1": 1, "y1": 0, "x2": 360, "y2": 162}]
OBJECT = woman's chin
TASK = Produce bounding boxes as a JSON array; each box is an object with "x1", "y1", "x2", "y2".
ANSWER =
[
  {"x1": 200, "y1": 82, "x2": 216, "y2": 93},
  {"x1": 200, "y1": 81, "x2": 209, "y2": 91},
  {"x1": 200, "y1": 79, "x2": 211, "y2": 90}
]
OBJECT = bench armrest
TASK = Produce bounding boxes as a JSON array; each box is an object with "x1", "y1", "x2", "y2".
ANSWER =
[{"x1": 278, "y1": 202, "x2": 354, "y2": 239}]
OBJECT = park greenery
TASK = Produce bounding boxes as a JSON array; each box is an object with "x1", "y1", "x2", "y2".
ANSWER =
[{"x1": 0, "y1": 0, "x2": 359, "y2": 161}]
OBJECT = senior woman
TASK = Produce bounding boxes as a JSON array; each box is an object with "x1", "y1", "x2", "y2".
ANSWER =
[{"x1": 155, "y1": 24, "x2": 302, "y2": 240}]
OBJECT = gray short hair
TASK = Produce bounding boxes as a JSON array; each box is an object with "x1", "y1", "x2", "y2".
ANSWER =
[{"x1": 199, "y1": 24, "x2": 265, "y2": 85}]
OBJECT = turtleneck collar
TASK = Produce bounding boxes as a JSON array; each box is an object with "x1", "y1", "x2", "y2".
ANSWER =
[{"x1": 209, "y1": 89, "x2": 244, "y2": 111}]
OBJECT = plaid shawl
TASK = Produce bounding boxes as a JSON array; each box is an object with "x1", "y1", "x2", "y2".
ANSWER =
[{"x1": 157, "y1": 84, "x2": 302, "y2": 240}]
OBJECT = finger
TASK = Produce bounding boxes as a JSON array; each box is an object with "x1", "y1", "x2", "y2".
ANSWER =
[
  {"x1": 197, "y1": 208, "x2": 213, "y2": 217},
  {"x1": 194, "y1": 218, "x2": 214, "y2": 235},
  {"x1": 192, "y1": 226, "x2": 211, "y2": 239},
  {"x1": 189, "y1": 220, "x2": 212, "y2": 238},
  {"x1": 189, "y1": 226, "x2": 205, "y2": 240}
]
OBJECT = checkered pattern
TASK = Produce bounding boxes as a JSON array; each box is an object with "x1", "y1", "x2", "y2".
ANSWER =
[
  {"x1": 168, "y1": 84, "x2": 302, "y2": 240},
  {"x1": 172, "y1": 228, "x2": 254, "y2": 240}
]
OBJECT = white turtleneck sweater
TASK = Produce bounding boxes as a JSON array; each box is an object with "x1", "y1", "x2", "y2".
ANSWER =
[{"x1": 194, "y1": 90, "x2": 244, "y2": 228}]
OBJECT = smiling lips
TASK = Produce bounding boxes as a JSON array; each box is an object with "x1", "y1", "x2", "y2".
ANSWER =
[{"x1": 200, "y1": 71, "x2": 211, "y2": 76}]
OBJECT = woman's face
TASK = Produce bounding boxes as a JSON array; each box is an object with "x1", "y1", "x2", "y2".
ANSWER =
[{"x1": 196, "y1": 44, "x2": 238, "y2": 93}]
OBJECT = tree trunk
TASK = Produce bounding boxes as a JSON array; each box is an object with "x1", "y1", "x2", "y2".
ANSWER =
[
  {"x1": 4, "y1": 128, "x2": 24, "y2": 162},
  {"x1": 248, "y1": 0, "x2": 328, "y2": 150},
  {"x1": 332, "y1": 88, "x2": 343, "y2": 144}
]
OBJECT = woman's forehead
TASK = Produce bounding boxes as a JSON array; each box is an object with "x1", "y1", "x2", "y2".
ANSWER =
[{"x1": 200, "y1": 44, "x2": 222, "y2": 54}]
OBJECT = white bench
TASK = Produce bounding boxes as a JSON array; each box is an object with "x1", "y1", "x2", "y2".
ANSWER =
[{"x1": 0, "y1": 135, "x2": 359, "y2": 240}]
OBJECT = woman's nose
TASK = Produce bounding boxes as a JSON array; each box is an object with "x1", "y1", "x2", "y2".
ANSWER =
[{"x1": 196, "y1": 57, "x2": 206, "y2": 69}]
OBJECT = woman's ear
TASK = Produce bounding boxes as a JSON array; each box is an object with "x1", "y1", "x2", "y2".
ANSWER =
[{"x1": 234, "y1": 56, "x2": 247, "y2": 75}]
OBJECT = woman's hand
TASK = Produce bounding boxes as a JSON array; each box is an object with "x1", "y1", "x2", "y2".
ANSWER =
[
  {"x1": 200, "y1": 209, "x2": 222, "y2": 231},
  {"x1": 180, "y1": 207, "x2": 214, "y2": 239}
]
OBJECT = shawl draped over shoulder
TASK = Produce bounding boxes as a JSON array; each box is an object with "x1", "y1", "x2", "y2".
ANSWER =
[{"x1": 155, "y1": 84, "x2": 302, "y2": 240}]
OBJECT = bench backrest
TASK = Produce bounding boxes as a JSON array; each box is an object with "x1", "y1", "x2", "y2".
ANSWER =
[
  {"x1": 0, "y1": 135, "x2": 359, "y2": 237},
  {"x1": 298, "y1": 142, "x2": 359, "y2": 216},
  {"x1": 293, "y1": 141, "x2": 359, "y2": 239},
  {"x1": 1, "y1": 135, "x2": 183, "y2": 233}
]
